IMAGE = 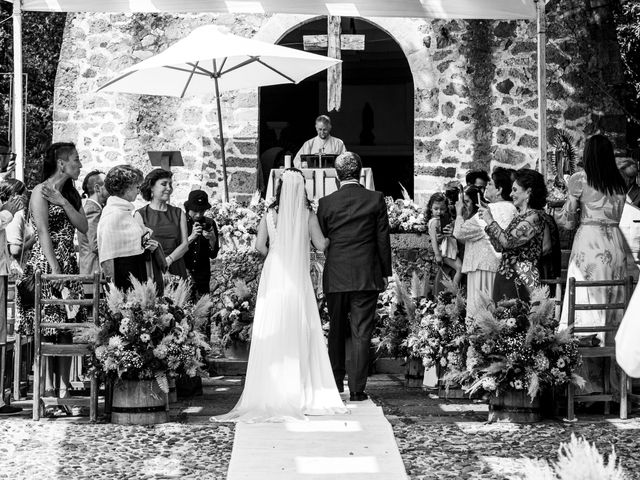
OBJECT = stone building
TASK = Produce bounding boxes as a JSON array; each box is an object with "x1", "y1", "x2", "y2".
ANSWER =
[{"x1": 52, "y1": 1, "x2": 628, "y2": 205}]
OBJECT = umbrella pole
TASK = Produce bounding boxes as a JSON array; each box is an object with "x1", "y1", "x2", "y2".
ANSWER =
[
  {"x1": 535, "y1": 0, "x2": 547, "y2": 177},
  {"x1": 213, "y1": 76, "x2": 229, "y2": 202},
  {"x1": 12, "y1": 0, "x2": 24, "y2": 181}
]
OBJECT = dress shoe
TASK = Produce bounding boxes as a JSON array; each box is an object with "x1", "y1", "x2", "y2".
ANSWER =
[
  {"x1": 349, "y1": 392, "x2": 368, "y2": 401},
  {"x1": 0, "y1": 405, "x2": 22, "y2": 415}
]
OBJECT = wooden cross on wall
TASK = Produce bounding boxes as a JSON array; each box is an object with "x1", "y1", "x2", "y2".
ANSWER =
[{"x1": 303, "y1": 16, "x2": 365, "y2": 112}]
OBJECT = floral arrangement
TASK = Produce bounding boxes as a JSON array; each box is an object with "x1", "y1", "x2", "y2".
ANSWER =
[
  {"x1": 210, "y1": 279, "x2": 255, "y2": 350},
  {"x1": 375, "y1": 273, "x2": 427, "y2": 358},
  {"x1": 405, "y1": 283, "x2": 467, "y2": 373},
  {"x1": 87, "y1": 278, "x2": 212, "y2": 392},
  {"x1": 210, "y1": 193, "x2": 265, "y2": 251},
  {"x1": 385, "y1": 197, "x2": 428, "y2": 234},
  {"x1": 449, "y1": 288, "x2": 583, "y2": 400}
]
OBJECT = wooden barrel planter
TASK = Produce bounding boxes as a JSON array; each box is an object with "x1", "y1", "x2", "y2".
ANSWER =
[
  {"x1": 405, "y1": 357, "x2": 425, "y2": 389},
  {"x1": 111, "y1": 379, "x2": 169, "y2": 425},
  {"x1": 488, "y1": 390, "x2": 542, "y2": 423}
]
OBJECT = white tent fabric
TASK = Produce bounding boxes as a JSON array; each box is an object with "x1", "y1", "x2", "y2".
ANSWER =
[{"x1": 11, "y1": 0, "x2": 536, "y2": 19}]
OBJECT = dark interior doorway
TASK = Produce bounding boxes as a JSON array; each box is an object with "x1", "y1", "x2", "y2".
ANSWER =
[{"x1": 259, "y1": 17, "x2": 414, "y2": 199}]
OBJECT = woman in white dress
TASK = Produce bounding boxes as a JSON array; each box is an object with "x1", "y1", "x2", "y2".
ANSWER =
[{"x1": 212, "y1": 169, "x2": 347, "y2": 422}]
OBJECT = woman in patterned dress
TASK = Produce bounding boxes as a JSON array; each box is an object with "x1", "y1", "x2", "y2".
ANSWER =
[
  {"x1": 557, "y1": 134, "x2": 628, "y2": 394},
  {"x1": 16, "y1": 142, "x2": 88, "y2": 398},
  {"x1": 479, "y1": 168, "x2": 547, "y2": 303}
]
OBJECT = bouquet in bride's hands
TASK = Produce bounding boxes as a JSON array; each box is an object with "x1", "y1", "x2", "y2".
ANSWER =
[{"x1": 86, "y1": 278, "x2": 212, "y2": 392}]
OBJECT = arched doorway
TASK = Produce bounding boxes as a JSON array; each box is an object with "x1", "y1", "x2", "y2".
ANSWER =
[{"x1": 259, "y1": 17, "x2": 414, "y2": 198}]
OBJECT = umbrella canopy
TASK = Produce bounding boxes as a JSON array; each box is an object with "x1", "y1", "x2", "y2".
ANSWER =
[
  {"x1": 13, "y1": 0, "x2": 536, "y2": 19},
  {"x1": 98, "y1": 26, "x2": 340, "y2": 96},
  {"x1": 98, "y1": 25, "x2": 340, "y2": 200}
]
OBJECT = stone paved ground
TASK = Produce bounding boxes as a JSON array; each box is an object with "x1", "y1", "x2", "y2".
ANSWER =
[{"x1": 1, "y1": 374, "x2": 639, "y2": 479}]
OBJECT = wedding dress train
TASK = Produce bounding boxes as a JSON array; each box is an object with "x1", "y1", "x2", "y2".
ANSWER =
[{"x1": 212, "y1": 172, "x2": 347, "y2": 422}]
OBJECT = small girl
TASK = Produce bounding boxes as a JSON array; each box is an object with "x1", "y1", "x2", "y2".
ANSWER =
[{"x1": 427, "y1": 193, "x2": 463, "y2": 285}]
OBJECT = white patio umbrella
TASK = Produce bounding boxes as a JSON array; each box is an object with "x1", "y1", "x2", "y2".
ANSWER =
[{"x1": 98, "y1": 25, "x2": 341, "y2": 200}]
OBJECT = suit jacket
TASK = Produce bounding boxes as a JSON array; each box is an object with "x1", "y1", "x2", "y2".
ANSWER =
[
  {"x1": 317, "y1": 183, "x2": 392, "y2": 293},
  {"x1": 78, "y1": 198, "x2": 102, "y2": 274}
]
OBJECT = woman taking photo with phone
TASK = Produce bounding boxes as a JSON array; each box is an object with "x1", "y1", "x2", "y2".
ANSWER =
[{"x1": 479, "y1": 168, "x2": 547, "y2": 303}]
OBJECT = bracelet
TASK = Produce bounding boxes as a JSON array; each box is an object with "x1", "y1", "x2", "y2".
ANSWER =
[{"x1": 167, "y1": 255, "x2": 173, "y2": 263}]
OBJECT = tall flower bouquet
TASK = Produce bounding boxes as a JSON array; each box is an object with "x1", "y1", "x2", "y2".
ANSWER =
[
  {"x1": 87, "y1": 279, "x2": 212, "y2": 392},
  {"x1": 385, "y1": 197, "x2": 428, "y2": 234},
  {"x1": 375, "y1": 273, "x2": 427, "y2": 358},
  {"x1": 211, "y1": 195, "x2": 264, "y2": 251},
  {"x1": 449, "y1": 288, "x2": 584, "y2": 400},
  {"x1": 405, "y1": 282, "x2": 467, "y2": 374},
  {"x1": 210, "y1": 279, "x2": 255, "y2": 350}
]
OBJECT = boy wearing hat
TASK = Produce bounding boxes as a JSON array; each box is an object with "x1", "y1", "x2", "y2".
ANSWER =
[{"x1": 184, "y1": 190, "x2": 219, "y2": 298}]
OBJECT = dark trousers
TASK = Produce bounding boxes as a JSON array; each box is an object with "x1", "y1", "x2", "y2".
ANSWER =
[
  {"x1": 326, "y1": 290, "x2": 379, "y2": 394},
  {"x1": 113, "y1": 254, "x2": 147, "y2": 292}
]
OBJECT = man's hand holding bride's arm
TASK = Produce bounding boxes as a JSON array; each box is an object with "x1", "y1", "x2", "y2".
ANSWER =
[
  {"x1": 309, "y1": 212, "x2": 328, "y2": 252},
  {"x1": 255, "y1": 216, "x2": 269, "y2": 256}
]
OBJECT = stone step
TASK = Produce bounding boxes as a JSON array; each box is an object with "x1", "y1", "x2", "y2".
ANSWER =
[{"x1": 206, "y1": 357, "x2": 248, "y2": 376}]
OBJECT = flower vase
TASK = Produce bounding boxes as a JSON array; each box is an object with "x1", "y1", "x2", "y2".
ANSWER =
[
  {"x1": 488, "y1": 390, "x2": 542, "y2": 423},
  {"x1": 111, "y1": 379, "x2": 169, "y2": 425},
  {"x1": 405, "y1": 357, "x2": 425, "y2": 389},
  {"x1": 224, "y1": 340, "x2": 250, "y2": 361}
]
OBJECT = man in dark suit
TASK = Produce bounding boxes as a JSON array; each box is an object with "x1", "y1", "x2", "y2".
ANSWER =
[{"x1": 317, "y1": 152, "x2": 392, "y2": 401}]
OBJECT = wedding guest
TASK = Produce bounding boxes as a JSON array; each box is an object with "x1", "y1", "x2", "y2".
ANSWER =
[
  {"x1": 98, "y1": 165, "x2": 153, "y2": 291},
  {"x1": 465, "y1": 170, "x2": 490, "y2": 192},
  {"x1": 138, "y1": 169, "x2": 189, "y2": 294},
  {"x1": 183, "y1": 190, "x2": 219, "y2": 299},
  {"x1": 293, "y1": 115, "x2": 346, "y2": 168},
  {"x1": 2, "y1": 179, "x2": 35, "y2": 273},
  {"x1": 0, "y1": 180, "x2": 24, "y2": 415},
  {"x1": 453, "y1": 186, "x2": 494, "y2": 314},
  {"x1": 427, "y1": 193, "x2": 462, "y2": 286},
  {"x1": 78, "y1": 170, "x2": 108, "y2": 279},
  {"x1": 16, "y1": 142, "x2": 88, "y2": 400},
  {"x1": 480, "y1": 168, "x2": 546, "y2": 303},
  {"x1": 557, "y1": 134, "x2": 628, "y2": 394}
]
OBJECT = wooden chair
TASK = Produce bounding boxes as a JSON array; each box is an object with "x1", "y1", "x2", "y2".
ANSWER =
[
  {"x1": 540, "y1": 278, "x2": 564, "y2": 321},
  {"x1": 32, "y1": 271, "x2": 102, "y2": 421},
  {"x1": 566, "y1": 276, "x2": 634, "y2": 421}
]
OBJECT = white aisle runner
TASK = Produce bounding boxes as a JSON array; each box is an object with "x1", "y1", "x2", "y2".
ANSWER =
[{"x1": 226, "y1": 397, "x2": 408, "y2": 479}]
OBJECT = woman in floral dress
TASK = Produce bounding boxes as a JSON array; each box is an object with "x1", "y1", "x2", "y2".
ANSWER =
[
  {"x1": 16, "y1": 142, "x2": 88, "y2": 398},
  {"x1": 557, "y1": 134, "x2": 628, "y2": 394},
  {"x1": 479, "y1": 168, "x2": 547, "y2": 303}
]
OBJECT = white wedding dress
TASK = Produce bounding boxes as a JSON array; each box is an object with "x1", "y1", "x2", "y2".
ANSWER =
[{"x1": 212, "y1": 172, "x2": 347, "y2": 422}]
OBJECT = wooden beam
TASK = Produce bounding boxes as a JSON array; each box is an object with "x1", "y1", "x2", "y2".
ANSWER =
[
  {"x1": 327, "y1": 15, "x2": 341, "y2": 112},
  {"x1": 303, "y1": 34, "x2": 365, "y2": 51}
]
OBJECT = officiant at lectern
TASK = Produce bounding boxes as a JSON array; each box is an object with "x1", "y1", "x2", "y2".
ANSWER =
[{"x1": 293, "y1": 115, "x2": 346, "y2": 168}]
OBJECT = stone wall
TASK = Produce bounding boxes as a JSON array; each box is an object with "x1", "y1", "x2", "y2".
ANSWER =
[{"x1": 53, "y1": 2, "x2": 628, "y2": 206}]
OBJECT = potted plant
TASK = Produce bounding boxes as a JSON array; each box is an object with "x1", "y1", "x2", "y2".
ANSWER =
[
  {"x1": 405, "y1": 282, "x2": 467, "y2": 394},
  {"x1": 209, "y1": 279, "x2": 256, "y2": 360},
  {"x1": 375, "y1": 274, "x2": 429, "y2": 387},
  {"x1": 88, "y1": 278, "x2": 211, "y2": 424},
  {"x1": 448, "y1": 288, "x2": 584, "y2": 423}
]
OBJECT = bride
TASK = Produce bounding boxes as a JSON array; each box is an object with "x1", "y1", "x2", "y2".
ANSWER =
[{"x1": 211, "y1": 169, "x2": 348, "y2": 422}]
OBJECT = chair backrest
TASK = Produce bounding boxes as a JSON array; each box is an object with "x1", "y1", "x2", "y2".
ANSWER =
[
  {"x1": 33, "y1": 271, "x2": 102, "y2": 345},
  {"x1": 566, "y1": 276, "x2": 634, "y2": 335},
  {"x1": 540, "y1": 277, "x2": 564, "y2": 321}
]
